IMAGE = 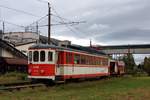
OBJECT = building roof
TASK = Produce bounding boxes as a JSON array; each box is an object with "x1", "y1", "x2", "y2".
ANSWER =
[
  {"x1": 14, "y1": 35, "x2": 61, "y2": 46},
  {"x1": 15, "y1": 41, "x2": 37, "y2": 46},
  {"x1": 0, "y1": 39, "x2": 27, "y2": 59},
  {"x1": 39, "y1": 35, "x2": 61, "y2": 46},
  {"x1": 68, "y1": 44, "x2": 106, "y2": 55},
  {"x1": 29, "y1": 44, "x2": 106, "y2": 56}
]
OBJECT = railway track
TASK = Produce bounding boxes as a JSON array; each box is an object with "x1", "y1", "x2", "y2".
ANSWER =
[
  {"x1": 0, "y1": 83, "x2": 45, "y2": 91},
  {"x1": 0, "y1": 81, "x2": 32, "y2": 87},
  {"x1": 0, "y1": 75, "x2": 125, "y2": 92},
  {"x1": 0, "y1": 82, "x2": 46, "y2": 91}
]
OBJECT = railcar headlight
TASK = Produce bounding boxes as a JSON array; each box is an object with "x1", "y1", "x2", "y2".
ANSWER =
[
  {"x1": 28, "y1": 69, "x2": 32, "y2": 74},
  {"x1": 40, "y1": 70, "x2": 45, "y2": 74}
]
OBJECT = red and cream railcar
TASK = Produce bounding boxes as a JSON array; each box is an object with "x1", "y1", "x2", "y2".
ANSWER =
[
  {"x1": 109, "y1": 60, "x2": 125, "y2": 75},
  {"x1": 28, "y1": 44, "x2": 110, "y2": 82},
  {"x1": 117, "y1": 61, "x2": 125, "y2": 75}
]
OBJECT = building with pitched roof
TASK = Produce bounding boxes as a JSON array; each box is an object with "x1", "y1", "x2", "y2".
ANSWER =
[{"x1": 0, "y1": 35, "x2": 27, "y2": 73}]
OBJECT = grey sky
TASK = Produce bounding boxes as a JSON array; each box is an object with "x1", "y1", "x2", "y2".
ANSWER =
[
  {"x1": 0, "y1": 0, "x2": 150, "y2": 63},
  {"x1": 0, "y1": 0, "x2": 150, "y2": 45}
]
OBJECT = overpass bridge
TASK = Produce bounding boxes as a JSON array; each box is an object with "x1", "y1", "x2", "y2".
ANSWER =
[{"x1": 93, "y1": 44, "x2": 150, "y2": 55}]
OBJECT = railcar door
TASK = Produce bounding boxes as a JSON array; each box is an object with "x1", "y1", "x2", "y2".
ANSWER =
[
  {"x1": 55, "y1": 51, "x2": 60, "y2": 75},
  {"x1": 47, "y1": 50, "x2": 56, "y2": 78},
  {"x1": 109, "y1": 61, "x2": 117, "y2": 75}
]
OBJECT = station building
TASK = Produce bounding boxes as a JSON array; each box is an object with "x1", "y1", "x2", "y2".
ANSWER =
[
  {"x1": 0, "y1": 31, "x2": 71, "y2": 73},
  {"x1": 0, "y1": 31, "x2": 27, "y2": 73}
]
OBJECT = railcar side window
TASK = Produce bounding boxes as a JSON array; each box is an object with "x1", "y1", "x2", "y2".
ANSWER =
[
  {"x1": 48, "y1": 51, "x2": 53, "y2": 61},
  {"x1": 66, "y1": 53, "x2": 69, "y2": 64},
  {"x1": 33, "y1": 51, "x2": 39, "y2": 62},
  {"x1": 40, "y1": 51, "x2": 45, "y2": 62},
  {"x1": 81, "y1": 55, "x2": 86, "y2": 64},
  {"x1": 74, "y1": 54, "x2": 80, "y2": 64},
  {"x1": 66, "y1": 53, "x2": 72, "y2": 64},
  {"x1": 102, "y1": 58, "x2": 108, "y2": 66},
  {"x1": 29, "y1": 51, "x2": 32, "y2": 61}
]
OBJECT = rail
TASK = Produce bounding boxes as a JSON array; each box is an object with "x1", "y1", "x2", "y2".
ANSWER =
[{"x1": 0, "y1": 82, "x2": 45, "y2": 91}]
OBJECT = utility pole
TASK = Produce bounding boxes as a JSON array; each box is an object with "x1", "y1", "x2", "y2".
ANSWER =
[
  {"x1": 90, "y1": 39, "x2": 92, "y2": 47},
  {"x1": 2, "y1": 22, "x2": 5, "y2": 39},
  {"x1": 48, "y1": 2, "x2": 51, "y2": 45},
  {"x1": 36, "y1": 22, "x2": 39, "y2": 44},
  {"x1": 2, "y1": 22, "x2": 4, "y2": 33},
  {"x1": 36, "y1": 22, "x2": 39, "y2": 35}
]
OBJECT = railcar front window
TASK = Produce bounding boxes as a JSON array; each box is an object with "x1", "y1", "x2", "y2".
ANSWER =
[
  {"x1": 48, "y1": 51, "x2": 53, "y2": 61},
  {"x1": 29, "y1": 51, "x2": 32, "y2": 61},
  {"x1": 33, "y1": 51, "x2": 39, "y2": 62},
  {"x1": 40, "y1": 51, "x2": 45, "y2": 62}
]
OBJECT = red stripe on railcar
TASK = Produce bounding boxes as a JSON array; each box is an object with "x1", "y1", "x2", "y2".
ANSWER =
[
  {"x1": 28, "y1": 64, "x2": 55, "y2": 76},
  {"x1": 63, "y1": 73, "x2": 109, "y2": 79},
  {"x1": 57, "y1": 64, "x2": 109, "y2": 68}
]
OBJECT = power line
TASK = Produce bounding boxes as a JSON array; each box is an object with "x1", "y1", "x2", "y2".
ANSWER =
[
  {"x1": 0, "y1": 19, "x2": 25, "y2": 28},
  {"x1": 51, "y1": 6, "x2": 84, "y2": 35},
  {"x1": 52, "y1": 13, "x2": 87, "y2": 34},
  {"x1": 51, "y1": 14, "x2": 72, "y2": 22},
  {"x1": 0, "y1": 4, "x2": 40, "y2": 17},
  {"x1": 38, "y1": 22, "x2": 85, "y2": 27},
  {"x1": 36, "y1": 0, "x2": 49, "y2": 4},
  {"x1": 52, "y1": 14, "x2": 86, "y2": 25},
  {"x1": 29, "y1": 0, "x2": 85, "y2": 35},
  {"x1": 27, "y1": 14, "x2": 48, "y2": 26},
  {"x1": 0, "y1": 20, "x2": 26, "y2": 33}
]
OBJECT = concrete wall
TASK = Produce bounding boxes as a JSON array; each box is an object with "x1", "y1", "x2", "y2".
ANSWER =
[
  {"x1": 58, "y1": 40, "x2": 71, "y2": 47},
  {"x1": 1, "y1": 48, "x2": 18, "y2": 58},
  {"x1": 3, "y1": 32, "x2": 39, "y2": 44},
  {"x1": 15, "y1": 43, "x2": 36, "y2": 55}
]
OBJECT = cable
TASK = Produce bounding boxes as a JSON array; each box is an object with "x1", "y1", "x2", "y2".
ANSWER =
[
  {"x1": 27, "y1": 14, "x2": 48, "y2": 26},
  {"x1": 52, "y1": 8, "x2": 87, "y2": 35},
  {"x1": 0, "y1": 19, "x2": 25, "y2": 28},
  {"x1": 36, "y1": 0, "x2": 48, "y2": 3},
  {"x1": 0, "y1": 4, "x2": 40, "y2": 17},
  {"x1": 51, "y1": 14, "x2": 72, "y2": 22},
  {"x1": 51, "y1": 6, "x2": 80, "y2": 34},
  {"x1": 52, "y1": 12, "x2": 87, "y2": 34}
]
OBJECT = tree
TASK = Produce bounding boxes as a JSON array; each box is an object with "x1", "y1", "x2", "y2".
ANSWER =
[
  {"x1": 143, "y1": 57, "x2": 150, "y2": 76},
  {"x1": 122, "y1": 53, "x2": 136, "y2": 74}
]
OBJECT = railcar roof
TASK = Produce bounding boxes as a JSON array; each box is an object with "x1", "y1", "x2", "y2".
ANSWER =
[{"x1": 29, "y1": 44, "x2": 107, "y2": 56}]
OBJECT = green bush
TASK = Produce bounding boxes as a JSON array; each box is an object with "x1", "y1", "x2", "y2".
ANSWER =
[
  {"x1": 2, "y1": 72, "x2": 27, "y2": 80},
  {"x1": 144, "y1": 57, "x2": 150, "y2": 76}
]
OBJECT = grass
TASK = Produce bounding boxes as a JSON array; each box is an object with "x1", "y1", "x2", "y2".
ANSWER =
[
  {"x1": 0, "y1": 76, "x2": 150, "y2": 100},
  {"x1": 0, "y1": 72, "x2": 28, "y2": 84}
]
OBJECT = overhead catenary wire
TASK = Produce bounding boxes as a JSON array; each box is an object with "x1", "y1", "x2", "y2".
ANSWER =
[
  {"x1": 24, "y1": 14, "x2": 49, "y2": 33},
  {"x1": 52, "y1": 11, "x2": 87, "y2": 34},
  {"x1": 36, "y1": 0, "x2": 49, "y2": 4},
  {"x1": 0, "y1": 2, "x2": 46, "y2": 33},
  {"x1": 38, "y1": 22, "x2": 84, "y2": 27},
  {"x1": 25, "y1": 12, "x2": 84, "y2": 28},
  {"x1": 27, "y1": 14, "x2": 48, "y2": 27},
  {"x1": 0, "y1": 19, "x2": 25, "y2": 28},
  {"x1": 50, "y1": 6, "x2": 81, "y2": 34},
  {"x1": 0, "y1": 20, "x2": 26, "y2": 33},
  {"x1": 51, "y1": 6, "x2": 87, "y2": 35},
  {"x1": 0, "y1": 4, "x2": 40, "y2": 17},
  {"x1": 0, "y1": 0, "x2": 86, "y2": 34}
]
